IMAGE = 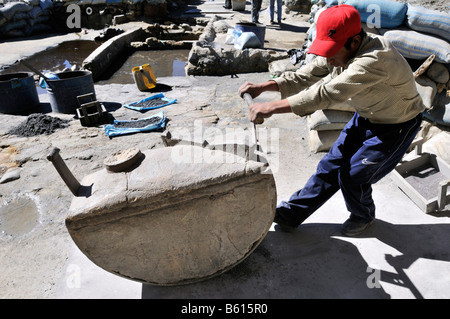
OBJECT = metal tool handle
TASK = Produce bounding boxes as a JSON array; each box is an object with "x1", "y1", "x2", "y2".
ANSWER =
[
  {"x1": 18, "y1": 59, "x2": 50, "y2": 82},
  {"x1": 47, "y1": 147, "x2": 81, "y2": 196},
  {"x1": 243, "y1": 93, "x2": 264, "y2": 125}
]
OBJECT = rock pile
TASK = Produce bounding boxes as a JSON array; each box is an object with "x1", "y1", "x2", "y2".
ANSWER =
[{"x1": 185, "y1": 16, "x2": 288, "y2": 76}]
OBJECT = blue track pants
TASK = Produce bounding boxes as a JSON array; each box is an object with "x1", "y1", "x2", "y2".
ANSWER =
[{"x1": 277, "y1": 112, "x2": 422, "y2": 226}]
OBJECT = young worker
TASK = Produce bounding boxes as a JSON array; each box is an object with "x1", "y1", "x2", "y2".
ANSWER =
[{"x1": 238, "y1": 4, "x2": 424, "y2": 236}]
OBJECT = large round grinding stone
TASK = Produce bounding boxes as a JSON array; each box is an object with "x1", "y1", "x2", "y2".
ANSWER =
[{"x1": 65, "y1": 146, "x2": 277, "y2": 285}]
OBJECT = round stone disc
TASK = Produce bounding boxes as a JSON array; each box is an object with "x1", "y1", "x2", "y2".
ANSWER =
[{"x1": 104, "y1": 147, "x2": 142, "y2": 172}]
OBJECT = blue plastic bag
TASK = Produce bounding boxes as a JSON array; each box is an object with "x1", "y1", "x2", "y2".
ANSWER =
[
  {"x1": 123, "y1": 93, "x2": 177, "y2": 111},
  {"x1": 234, "y1": 32, "x2": 262, "y2": 49},
  {"x1": 39, "y1": 72, "x2": 60, "y2": 89},
  {"x1": 103, "y1": 111, "x2": 166, "y2": 137}
]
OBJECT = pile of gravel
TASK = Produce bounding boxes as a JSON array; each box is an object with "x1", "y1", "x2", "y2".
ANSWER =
[{"x1": 8, "y1": 113, "x2": 70, "y2": 137}]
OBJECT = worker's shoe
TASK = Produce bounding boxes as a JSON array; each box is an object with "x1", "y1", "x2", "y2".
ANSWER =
[
  {"x1": 342, "y1": 218, "x2": 375, "y2": 237},
  {"x1": 274, "y1": 212, "x2": 297, "y2": 233}
]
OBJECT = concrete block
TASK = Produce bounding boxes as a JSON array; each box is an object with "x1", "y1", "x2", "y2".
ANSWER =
[
  {"x1": 66, "y1": 146, "x2": 276, "y2": 285},
  {"x1": 82, "y1": 26, "x2": 144, "y2": 81}
]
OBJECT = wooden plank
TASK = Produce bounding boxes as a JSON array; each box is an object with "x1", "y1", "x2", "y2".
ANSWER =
[
  {"x1": 438, "y1": 180, "x2": 450, "y2": 211},
  {"x1": 391, "y1": 170, "x2": 429, "y2": 212},
  {"x1": 395, "y1": 153, "x2": 430, "y2": 175},
  {"x1": 413, "y1": 54, "x2": 435, "y2": 79}
]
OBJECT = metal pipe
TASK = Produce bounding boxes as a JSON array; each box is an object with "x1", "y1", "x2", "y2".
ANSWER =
[{"x1": 47, "y1": 147, "x2": 81, "y2": 196}]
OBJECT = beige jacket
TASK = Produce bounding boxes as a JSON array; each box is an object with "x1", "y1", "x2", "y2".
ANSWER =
[{"x1": 273, "y1": 34, "x2": 425, "y2": 124}]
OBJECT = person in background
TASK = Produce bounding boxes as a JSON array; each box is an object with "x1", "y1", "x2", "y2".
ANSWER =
[
  {"x1": 251, "y1": 0, "x2": 262, "y2": 24},
  {"x1": 269, "y1": 0, "x2": 283, "y2": 24},
  {"x1": 223, "y1": 0, "x2": 231, "y2": 9}
]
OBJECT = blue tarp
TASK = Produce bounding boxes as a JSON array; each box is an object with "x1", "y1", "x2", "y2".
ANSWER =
[
  {"x1": 123, "y1": 93, "x2": 177, "y2": 111},
  {"x1": 103, "y1": 111, "x2": 166, "y2": 137},
  {"x1": 39, "y1": 72, "x2": 60, "y2": 88}
]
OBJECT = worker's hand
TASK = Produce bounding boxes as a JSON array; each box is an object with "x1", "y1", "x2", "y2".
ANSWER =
[
  {"x1": 249, "y1": 99, "x2": 293, "y2": 123},
  {"x1": 238, "y1": 81, "x2": 262, "y2": 99},
  {"x1": 248, "y1": 102, "x2": 273, "y2": 123}
]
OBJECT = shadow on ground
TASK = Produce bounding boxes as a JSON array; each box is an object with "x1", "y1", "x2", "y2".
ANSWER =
[{"x1": 141, "y1": 220, "x2": 450, "y2": 299}]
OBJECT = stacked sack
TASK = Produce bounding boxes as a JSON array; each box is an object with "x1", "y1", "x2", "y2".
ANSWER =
[
  {"x1": 396, "y1": 5, "x2": 450, "y2": 128},
  {"x1": 306, "y1": 75, "x2": 355, "y2": 153},
  {"x1": 0, "y1": 0, "x2": 53, "y2": 38},
  {"x1": 303, "y1": 0, "x2": 450, "y2": 152}
]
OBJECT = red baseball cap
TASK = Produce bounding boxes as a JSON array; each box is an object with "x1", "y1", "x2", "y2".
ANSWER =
[{"x1": 308, "y1": 4, "x2": 362, "y2": 58}]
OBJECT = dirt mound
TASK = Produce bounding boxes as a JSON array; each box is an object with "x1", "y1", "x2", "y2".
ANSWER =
[{"x1": 8, "y1": 113, "x2": 70, "y2": 137}]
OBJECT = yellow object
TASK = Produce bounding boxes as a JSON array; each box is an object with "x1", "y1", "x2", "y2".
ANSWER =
[{"x1": 132, "y1": 64, "x2": 157, "y2": 91}]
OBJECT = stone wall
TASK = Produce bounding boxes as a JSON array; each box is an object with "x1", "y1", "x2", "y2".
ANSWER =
[
  {"x1": 0, "y1": 0, "x2": 168, "y2": 38},
  {"x1": 185, "y1": 16, "x2": 288, "y2": 76}
]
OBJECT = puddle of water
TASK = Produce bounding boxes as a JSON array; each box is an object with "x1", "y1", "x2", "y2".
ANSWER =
[
  {"x1": 0, "y1": 40, "x2": 103, "y2": 76},
  {"x1": 98, "y1": 49, "x2": 190, "y2": 85},
  {"x1": 0, "y1": 195, "x2": 40, "y2": 237}
]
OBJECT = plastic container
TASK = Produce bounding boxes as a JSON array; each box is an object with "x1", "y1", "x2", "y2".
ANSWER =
[
  {"x1": 0, "y1": 72, "x2": 40, "y2": 114},
  {"x1": 232, "y1": 0, "x2": 245, "y2": 11},
  {"x1": 46, "y1": 71, "x2": 95, "y2": 114},
  {"x1": 132, "y1": 64, "x2": 157, "y2": 92},
  {"x1": 235, "y1": 22, "x2": 266, "y2": 48}
]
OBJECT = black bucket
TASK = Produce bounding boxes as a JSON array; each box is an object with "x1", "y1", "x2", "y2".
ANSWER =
[
  {"x1": 46, "y1": 70, "x2": 96, "y2": 114},
  {"x1": 0, "y1": 72, "x2": 40, "y2": 114}
]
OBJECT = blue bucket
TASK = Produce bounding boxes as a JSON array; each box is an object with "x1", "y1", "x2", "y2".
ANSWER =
[
  {"x1": 235, "y1": 22, "x2": 266, "y2": 48},
  {"x1": 0, "y1": 72, "x2": 40, "y2": 114},
  {"x1": 46, "y1": 70, "x2": 96, "y2": 114}
]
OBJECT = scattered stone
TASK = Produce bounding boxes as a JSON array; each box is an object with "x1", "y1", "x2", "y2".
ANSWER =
[
  {"x1": 427, "y1": 62, "x2": 450, "y2": 84},
  {"x1": 0, "y1": 168, "x2": 21, "y2": 184},
  {"x1": 112, "y1": 15, "x2": 128, "y2": 26},
  {"x1": 269, "y1": 58, "x2": 298, "y2": 77},
  {"x1": 213, "y1": 20, "x2": 231, "y2": 33},
  {"x1": 145, "y1": 36, "x2": 159, "y2": 45},
  {"x1": 180, "y1": 23, "x2": 192, "y2": 31}
]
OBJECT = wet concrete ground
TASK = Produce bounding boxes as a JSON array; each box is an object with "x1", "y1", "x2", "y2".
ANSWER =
[{"x1": 1, "y1": 0, "x2": 450, "y2": 300}]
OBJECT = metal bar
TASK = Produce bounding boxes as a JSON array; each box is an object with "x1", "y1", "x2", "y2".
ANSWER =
[
  {"x1": 47, "y1": 147, "x2": 81, "y2": 196},
  {"x1": 242, "y1": 93, "x2": 262, "y2": 162}
]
